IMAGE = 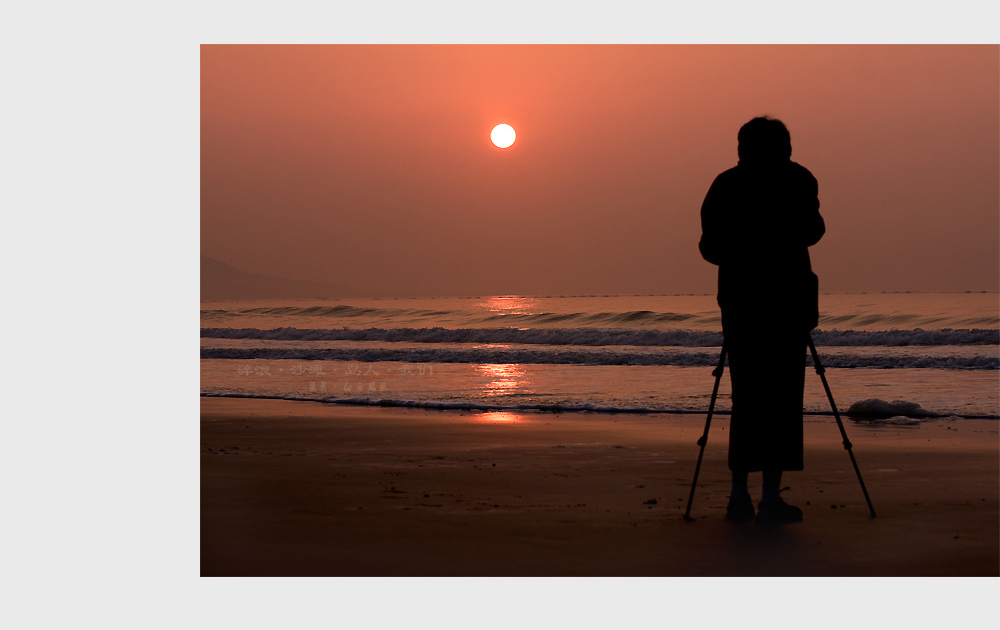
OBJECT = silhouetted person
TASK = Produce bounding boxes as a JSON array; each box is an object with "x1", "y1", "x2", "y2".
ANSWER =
[{"x1": 699, "y1": 116, "x2": 825, "y2": 526}]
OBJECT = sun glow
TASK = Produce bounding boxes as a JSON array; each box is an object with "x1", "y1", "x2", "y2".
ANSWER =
[
  {"x1": 475, "y1": 411, "x2": 523, "y2": 423},
  {"x1": 476, "y1": 363, "x2": 528, "y2": 398},
  {"x1": 478, "y1": 295, "x2": 537, "y2": 315},
  {"x1": 490, "y1": 124, "x2": 516, "y2": 148}
]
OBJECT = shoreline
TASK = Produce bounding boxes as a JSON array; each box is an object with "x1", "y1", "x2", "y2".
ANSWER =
[
  {"x1": 199, "y1": 392, "x2": 1000, "y2": 420},
  {"x1": 201, "y1": 397, "x2": 999, "y2": 577}
]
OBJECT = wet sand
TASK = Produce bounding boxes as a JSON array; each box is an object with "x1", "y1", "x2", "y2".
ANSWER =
[{"x1": 201, "y1": 397, "x2": 998, "y2": 577}]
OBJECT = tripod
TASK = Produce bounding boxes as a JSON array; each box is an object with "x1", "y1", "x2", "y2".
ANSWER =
[{"x1": 681, "y1": 334, "x2": 876, "y2": 521}]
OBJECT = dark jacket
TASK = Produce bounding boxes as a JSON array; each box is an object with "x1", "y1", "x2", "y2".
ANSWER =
[{"x1": 699, "y1": 159, "x2": 825, "y2": 331}]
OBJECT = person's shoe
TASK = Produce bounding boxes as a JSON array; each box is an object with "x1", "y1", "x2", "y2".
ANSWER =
[
  {"x1": 755, "y1": 499, "x2": 803, "y2": 526},
  {"x1": 725, "y1": 494, "x2": 755, "y2": 522}
]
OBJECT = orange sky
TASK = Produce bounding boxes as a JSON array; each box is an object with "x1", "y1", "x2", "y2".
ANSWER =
[{"x1": 201, "y1": 45, "x2": 998, "y2": 297}]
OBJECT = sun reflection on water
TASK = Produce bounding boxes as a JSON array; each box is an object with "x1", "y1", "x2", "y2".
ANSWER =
[
  {"x1": 478, "y1": 295, "x2": 539, "y2": 316},
  {"x1": 475, "y1": 411, "x2": 522, "y2": 423},
  {"x1": 476, "y1": 363, "x2": 528, "y2": 398}
]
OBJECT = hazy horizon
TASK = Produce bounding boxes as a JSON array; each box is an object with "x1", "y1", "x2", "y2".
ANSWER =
[
  {"x1": 202, "y1": 45, "x2": 999, "y2": 298},
  {"x1": 202, "y1": 253, "x2": 999, "y2": 300}
]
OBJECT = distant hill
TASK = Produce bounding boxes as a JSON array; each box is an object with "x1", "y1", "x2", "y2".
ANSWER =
[{"x1": 201, "y1": 256, "x2": 363, "y2": 300}]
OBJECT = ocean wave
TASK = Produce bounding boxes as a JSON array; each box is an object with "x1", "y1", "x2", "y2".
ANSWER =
[
  {"x1": 200, "y1": 346, "x2": 998, "y2": 370},
  {"x1": 815, "y1": 328, "x2": 998, "y2": 346},
  {"x1": 199, "y1": 391, "x2": 691, "y2": 414},
  {"x1": 200, "y1": 304, "x2": 712, "y2": 326},
  {"x1": 198, "y1": 391, "x2": 999, "y2": 419},
  {"x1": 200, "y1": 301, "x2": 999, "y2": 330},
  {"x1": 201, "y1": 326, "x2": 999, "y2": 347}
]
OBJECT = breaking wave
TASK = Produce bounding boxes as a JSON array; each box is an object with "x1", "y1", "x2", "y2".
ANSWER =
[
  {"x1": 201, "y1": 326, "x2": 999, "y2": 347},
  {"x1": 200, "y1": 345, "x2": 998, "y2": 369},
  {"x1": 200, "y1": 301, "x2": 999, "y2": 330},
  {"x1": 200, "y1": 304, "x2": 707, "y2": 326},
  {"x1": 198, "y1": 391, "x2": 998, "y2": 419}
]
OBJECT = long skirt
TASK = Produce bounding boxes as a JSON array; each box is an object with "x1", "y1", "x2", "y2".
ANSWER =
[{"x1": 724, "y1": 319, "x2": 807, "y2": 472}]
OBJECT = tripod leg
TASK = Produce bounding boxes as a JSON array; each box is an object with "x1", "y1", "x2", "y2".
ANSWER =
[
  {"x1": 682, "y1": 343, "x2": 727, "y2": 522},
  {"x1": 807, "y1": 335, "x2": 877, "y2": 518}
]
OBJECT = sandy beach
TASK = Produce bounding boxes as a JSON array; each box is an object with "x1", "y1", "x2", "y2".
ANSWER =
[{"x1": 200, "y1": 397, "x2": 998, "y2": 577}]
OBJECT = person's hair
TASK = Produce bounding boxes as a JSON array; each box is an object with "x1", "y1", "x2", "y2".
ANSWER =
[{"x1": 738, "y1": 116, "x2": 792, "y2": 162}]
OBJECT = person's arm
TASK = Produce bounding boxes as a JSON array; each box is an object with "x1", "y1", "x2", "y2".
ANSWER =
[
  {"x1": 800, "y1": 170, "x2": 825, "y2": 247},
  {"x1": 699, "y1": 175, "x2": 728, "y2": 265}
]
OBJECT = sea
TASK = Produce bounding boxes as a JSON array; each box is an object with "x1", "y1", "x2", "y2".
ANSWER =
[{"x1": 201, "y1": 292, "x2": 999, "y2": 421}]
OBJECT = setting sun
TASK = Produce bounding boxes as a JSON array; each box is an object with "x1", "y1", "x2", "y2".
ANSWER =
[{"x1": 490, "y1": 123, "x2": 516, "y2": 148}]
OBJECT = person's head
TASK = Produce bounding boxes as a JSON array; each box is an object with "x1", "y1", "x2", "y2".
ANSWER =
[{"x1": 738, "y1": 116, "x2": 792, "y2": 162}]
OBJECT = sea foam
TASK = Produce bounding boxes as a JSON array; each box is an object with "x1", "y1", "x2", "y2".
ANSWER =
[
  {"x1": 846, "y1": 398, "x2": 940, "y2": 418},
  {"x1": 199, "y1": 391, "x2": 998, "y2": 419},
  {"x1": 199, "y1": 345, "x2": 998, "y2": 370},
  {"x1": 201, "y1": 326, "x2": 999, "y2": 347}
]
